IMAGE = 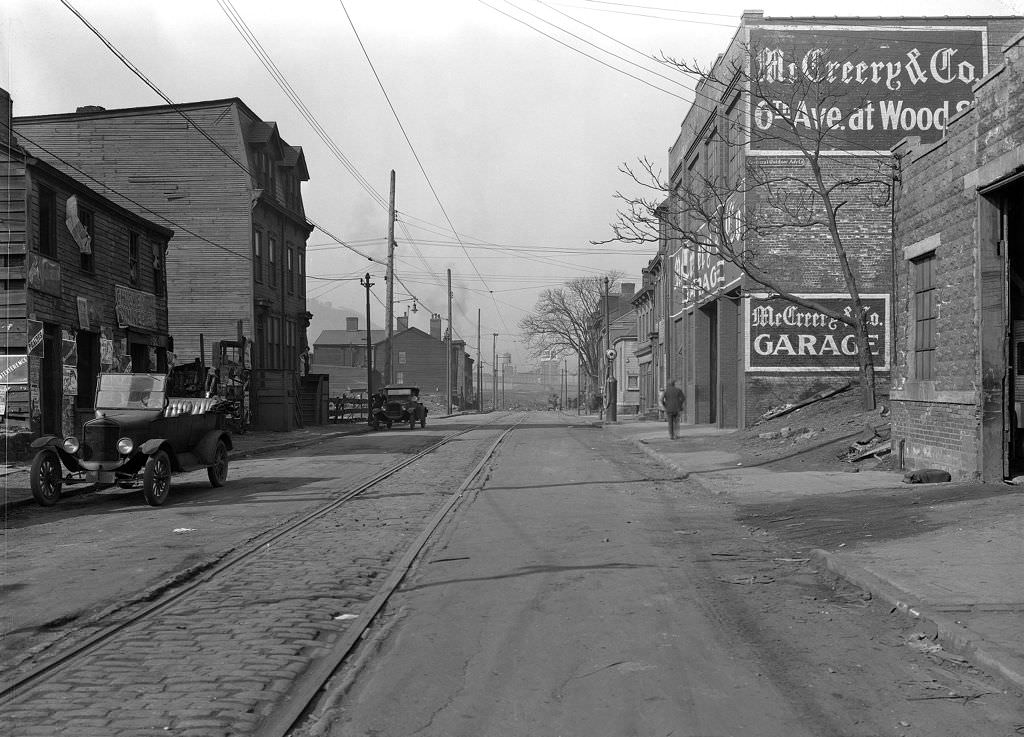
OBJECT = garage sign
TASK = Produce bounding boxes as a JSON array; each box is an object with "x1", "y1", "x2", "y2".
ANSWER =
[{"x1": 744, "y1": 293, "x2": 889, "y2": 372}]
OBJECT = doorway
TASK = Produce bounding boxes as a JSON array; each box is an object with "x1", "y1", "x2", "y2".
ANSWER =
[
  {"x1": 41, "y1": 324, "x2": 61, "y2": 435},
  {"x1": 1005, "y1": 182, "x2": 1024, "y2": 476}
]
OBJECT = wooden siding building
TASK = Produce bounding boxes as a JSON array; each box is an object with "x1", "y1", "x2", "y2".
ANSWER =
[
  {"x1": 14, "y1": 96, "x2": 314, "y2": 430},
  {"x1": 0, "y1": 88, "x2": 173, "y2": 443}
]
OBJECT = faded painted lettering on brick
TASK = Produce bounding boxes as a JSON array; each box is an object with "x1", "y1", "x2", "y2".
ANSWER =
[
  {"x1": 744, "y1": 293, "x2": 890, "y2": 372},
  {"x1": 747, "y1": 24, "x2": 987, "y2": 152}
]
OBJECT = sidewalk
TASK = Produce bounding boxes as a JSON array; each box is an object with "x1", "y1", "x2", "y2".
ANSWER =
[
  {"x1": 603, "y1": 416, "x2": 1024, "y2": 694},
  {"x1": 0, "y1": 422, "x2": 372, "y2": 512}
]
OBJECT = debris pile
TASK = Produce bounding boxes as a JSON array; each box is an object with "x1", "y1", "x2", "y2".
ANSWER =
[{"x1": 839, "y1": 422, "x2": 892, "y2": 463}]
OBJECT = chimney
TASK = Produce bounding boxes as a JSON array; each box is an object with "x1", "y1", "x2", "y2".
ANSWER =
[
  {"x1": 75, "y1": 105, "x2": 106, "y2": 113},
  {"x1": 430, "y1": 313, "x2": 442, "y2": 340},
  {"x1": 619, "y1": 282, "x2": 635, "y2": 297},
  {"x1": 397, "y1": 315, "x2": 408, "y2": 331},
  {"x1": 0, "y1": 88, "x2": 12, "y2": 141},
  {"x1": 346, "y1": 316, "x2": 359, "y2": 331}
]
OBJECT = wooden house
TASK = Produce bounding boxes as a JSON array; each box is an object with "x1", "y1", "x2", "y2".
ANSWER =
[
  {"x1": 0, "y1": 88, "x2": 173, "y2": 444},
  {"x1": 15, "y1": 96, "x2": 315, "y2": 430}
]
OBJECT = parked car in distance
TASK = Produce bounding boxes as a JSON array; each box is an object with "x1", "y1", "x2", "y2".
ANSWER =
[
  {"x1": 29, "y1": 373, "x2": 232, "y2": 507},
  {"x1": 370, "y1": 385, "x2": 427, "y2": 430}
]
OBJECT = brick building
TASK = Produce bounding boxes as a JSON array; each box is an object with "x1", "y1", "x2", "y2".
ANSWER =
[
  {"x1": 661, "y1": 13, "x2": 1022, "y2": 429},
  {"x1": 0, "y1": 89, "x2": 173, "y2": 441},
  {"x1": 891, "y1": 27, "x2": 1024, "y2": 481},
  {"x1": 15, "y1": 97, "x2": 314, "y2": 430}
]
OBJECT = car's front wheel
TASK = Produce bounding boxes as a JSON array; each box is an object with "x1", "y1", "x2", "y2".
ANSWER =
[
  {"x1": 207, "y1": 440, "x2": 229, "y2": 487},
  {"x1": 142, "y1": 450, "x2": 172, "y2": 506},
  {"x1": 30, "y1": 450, "x2": 63, "y2": 507}
]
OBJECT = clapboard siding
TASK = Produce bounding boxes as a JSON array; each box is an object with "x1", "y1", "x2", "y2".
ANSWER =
[{"x1": 17, "y1": 104, "x2": 254, "y2": 360}]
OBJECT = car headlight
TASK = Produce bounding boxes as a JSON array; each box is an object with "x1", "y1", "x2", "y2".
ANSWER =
[
  {"x1": 116, "y1": 437, "x2": 135, "y2": 455},
  {"x1": 62, "y1": 436, "x2": 80, "y2": 454}
]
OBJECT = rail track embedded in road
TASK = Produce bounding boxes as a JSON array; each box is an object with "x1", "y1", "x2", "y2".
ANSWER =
[{"x1": 1, "y1": 415, "x2": 522, "y2": 736}]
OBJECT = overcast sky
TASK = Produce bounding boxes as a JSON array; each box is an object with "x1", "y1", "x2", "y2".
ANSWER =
[{"x1": 2, "y1": 0, "x2": 1021, "y2": 364}]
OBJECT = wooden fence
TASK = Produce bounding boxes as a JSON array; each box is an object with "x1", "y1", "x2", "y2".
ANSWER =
[{"x1": 328, "y1": 395, "x2": 368, "y2": 423}]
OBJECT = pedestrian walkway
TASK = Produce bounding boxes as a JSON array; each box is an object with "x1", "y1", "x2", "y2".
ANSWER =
[{"x1": 603, "y1": 416, "x2": 1024, "y2": 694}]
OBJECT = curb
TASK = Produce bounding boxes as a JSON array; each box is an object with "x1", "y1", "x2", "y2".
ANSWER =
[{"x1": 810, "y1": 548, "x2": 1024, "y2": 693}]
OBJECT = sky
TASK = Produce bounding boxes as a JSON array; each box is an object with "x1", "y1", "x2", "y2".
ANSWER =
[{"x1": 2, "y1": 0, "x2": 1022, "y2": 366}]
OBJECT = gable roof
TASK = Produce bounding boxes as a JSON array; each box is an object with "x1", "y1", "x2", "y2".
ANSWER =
[{"x1": 314, "y1": 329, "x2": 386, "y2": 347}]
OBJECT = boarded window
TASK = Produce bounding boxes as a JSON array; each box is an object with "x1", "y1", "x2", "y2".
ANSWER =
[{"x1": 912, "y1": 253, "x2": 937, "y2": 379}]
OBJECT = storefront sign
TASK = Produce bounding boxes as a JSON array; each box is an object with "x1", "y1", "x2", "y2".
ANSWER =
[
  {"x1": 0, "y1": 354, "x2": 29, "y2": 385},
  {"x1": 115, "y1": 284, "x2": 158, "y2": 331},
  {"x1": 26, "y1": 320, "x2": 43, "y2": 356},
  {"x1": 26, "y1": 252, "x2": 62, "y2": 297},
  {"x1": 744, "y1": 293, "x2": 889, "y2": 372},
  {"x1": 747, "y1": 25, "x2": 986, "y2": 152},
  {"x1": 65, "y1": 195, "x2": 92, "y2": 254}
]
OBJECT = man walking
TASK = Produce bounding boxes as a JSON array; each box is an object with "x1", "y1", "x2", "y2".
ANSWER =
[{"x1": 661, "y1": 379, "x2": 685, "y2": 439}]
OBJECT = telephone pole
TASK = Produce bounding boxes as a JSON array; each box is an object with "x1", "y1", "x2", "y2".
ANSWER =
[
  {"x1": 476, "y1": 309, "x2": 482, "y2": 413},
  {"x1": 446, "y1": 268, "x2": 452, "y2": 415},
  {"x1": 360, "y1": 273, "x2": 374, "y2": 404},
  {"x1": 384, "y1": 170, "x2": 396, "y2": 386},
  {"x1": 492, "y1": 333, "x2": 498, "y2": 412}
]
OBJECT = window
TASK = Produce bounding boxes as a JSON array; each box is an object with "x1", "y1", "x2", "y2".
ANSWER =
[
  {"x1": 912, "y1": 253, "x2": 937, "y2": 380},
  {"x1": 396, "y1": 372, "x2": 404, "y2": 385},
  {"x1": 268, "y1": 236, "x2": 277, "y2": 288},
  {"x1": 253, "y1": 229, "x2": 263, "y2": 283},
  {"x1": 269, "y1": 316, "x2": 280, "y2": 368},
  {"x1": 76, "y1": 331, "x2": 100, "y2": 410},
  {"x1": 153, "y1": 243, "x2": 164, "y2": 297},
  {"x1": 128, "y1": 232, "x2": 140, "y2": 286},
  {"x1": 38, "y1": 186, "x2": 57, "y2": 257},
  {"x1": 79, "y1": 207, "x2": 95, "y2": 272},
  {"x1": 286, "y1": 245, "x2": 294, "y2": 294},
  {"x1": 398, "y1": 351, "x2": 406, "y2": 364},
  {"x1": 627, "y1": 374, "x2": 639, "y2": 391},
  {"x1": 299, "y1": 250, "x2": 305, "y2": 296}
]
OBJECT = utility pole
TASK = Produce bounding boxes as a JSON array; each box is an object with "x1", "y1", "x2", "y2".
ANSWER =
[
  {"x1": 492, "y1": 332, "x2": 498, "y2": 412},
  {"x1": 360, "y1": 273, "x2": 374, "y2": 420},
  {"x1": 605, "y1": 276, "x2": 617, "y2": 423},
  {"x1": 446, "y1": 269, "x2": 452, "y2": 415},
  {"x1": 384, "y1": 170, "x2": 396, "y2": 386},
  {"x1": 476, "y1": 309, "x2": 482, "y2": 413}
]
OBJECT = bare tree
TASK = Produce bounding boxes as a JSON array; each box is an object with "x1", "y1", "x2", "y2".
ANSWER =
[
  {"x1": 600, "y1": 40, "x2": 896, "y2": 409},
  {"x1": 520, "y1": 275, "x2": 618, "y2": 404}
]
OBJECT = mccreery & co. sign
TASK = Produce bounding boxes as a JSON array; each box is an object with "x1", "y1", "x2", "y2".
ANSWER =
[
  {"x1": 747, "y1": 25, "x2": 987, "y2": 152},
  {"x1": 744, "y1": 293, "x2": 889, "y2": 372}
]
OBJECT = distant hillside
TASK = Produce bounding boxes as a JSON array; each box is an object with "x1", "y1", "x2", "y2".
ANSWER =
[{"x1": 307, "y1": 297, "x2": 359, "y2": 346}]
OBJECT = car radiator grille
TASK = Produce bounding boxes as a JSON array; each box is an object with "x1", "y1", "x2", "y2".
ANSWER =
[{"x1": 82, "y1": 422, "x2": 120, "y2": 462}]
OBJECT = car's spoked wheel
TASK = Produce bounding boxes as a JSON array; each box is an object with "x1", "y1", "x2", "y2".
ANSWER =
[
  {"x1": 142, "y1": 450, "x2": 172, "y2": 506},
  {"x1": 30, "y1": 450, "x2": 63, "y2": 507},
  {"x1": 207, "y1": 440, "x2": 229, "y2": 487}
]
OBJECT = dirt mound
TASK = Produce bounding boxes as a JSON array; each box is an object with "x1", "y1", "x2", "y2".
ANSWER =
[{"x1": 736, "y1": 389, "x2": 892, "y2": 473}]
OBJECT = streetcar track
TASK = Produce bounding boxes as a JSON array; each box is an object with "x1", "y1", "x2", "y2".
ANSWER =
[{"x1": 0, "y1": 416, "x2": 516, "y2": 711}]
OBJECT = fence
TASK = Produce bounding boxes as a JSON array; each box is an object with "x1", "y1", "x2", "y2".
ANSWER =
[{"x1": 328, "y1": 395, "x2": 368, "y2": 423}]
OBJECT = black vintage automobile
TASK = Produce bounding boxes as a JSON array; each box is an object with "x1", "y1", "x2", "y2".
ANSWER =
[
  {"x1": 370, "y1": 385, "x2": 427, "y2": 430},
  {"x1": 29, "y1": 373, "x2": 232, "y2": 507}
]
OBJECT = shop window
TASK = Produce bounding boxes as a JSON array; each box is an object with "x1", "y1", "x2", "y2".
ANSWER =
[
  {"x1": 79, "y1": 207, "x2": 95, "y2": 272},
  {"x1": 128, "y1": 231, "x2": 140, "y2": 286},
  {"x1": 38, "y1": 186, "x2": 57, "y2": 257},
  {"x1": 912, "y1": 253, "x2": 937, "y2": 380},
  {"x1": 76, "y1": 331, "x2": 100, "y2": 409}
]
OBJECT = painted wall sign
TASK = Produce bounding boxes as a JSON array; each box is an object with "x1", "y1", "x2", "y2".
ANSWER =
[
  {"x1": 26, "y1": 252, "x2": 63, "y2": 297},
  {"x1": 0, "y1": 354, "x2": 29, "y2": 384},
  {"x1": 115, "y1": 284, "x2": 158, "y2": 331},
  {"x1": 744, "y1": 293, "x2": 890, "y2": 372},
  {"x1": 65, "y1": 195, "x2": 92, "y2": 254},
  {"x1": 747, "y1": 25, "x2": 987, "y2": 152}
]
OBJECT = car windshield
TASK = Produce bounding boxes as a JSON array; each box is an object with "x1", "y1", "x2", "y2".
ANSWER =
[{"x1": 95, "y1": 373, "x2": 167, "y2": 410}]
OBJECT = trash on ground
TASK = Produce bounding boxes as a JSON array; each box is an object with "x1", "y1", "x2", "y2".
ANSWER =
[
  {"x1": 173, "y1": 528, "x2": 196, "y2": 534},
  {"x1": 333, "y1": 613, "x2": 358, "y2": 621}
]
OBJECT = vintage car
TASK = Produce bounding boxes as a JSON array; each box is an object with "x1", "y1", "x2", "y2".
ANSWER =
[
  {"x1": 29, "y1": 373, "x2": 232, "y2": 507},
  {"x1": 370, "y1": 385, "x2": 427, "y2": 430}
]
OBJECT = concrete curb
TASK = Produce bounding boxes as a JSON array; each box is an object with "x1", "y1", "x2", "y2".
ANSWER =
[{"x1": 810, "y1": 548, "x2": 1024, "y2": 693}]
